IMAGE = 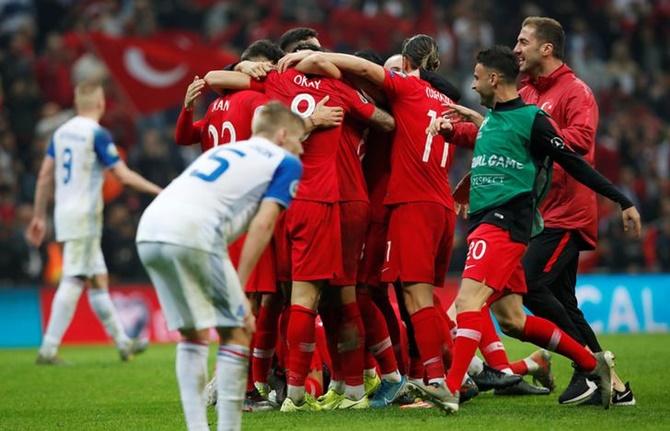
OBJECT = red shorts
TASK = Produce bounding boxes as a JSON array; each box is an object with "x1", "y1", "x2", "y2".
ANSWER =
[
  {"x1": 274, "y1": 212, "x2": 292, "y2": 283},
  {"x1": 285, "y1": 200, "x2": 343, "y2": 281},
  {"x1": 332, "y1": 201, "x2": 370, "y2": 286},
  {"x1": 381, "y1": 202, "x2": 456, "y2": 286},
  {"x1": 228, "y1": 234, "x2": 277, "y2": 294},
  {"x1": 357, "y1": 217, "x2": 389, "y2": 287},
  {"x1": 462, "y1": 223, "x2": 527, "y2": 303}
]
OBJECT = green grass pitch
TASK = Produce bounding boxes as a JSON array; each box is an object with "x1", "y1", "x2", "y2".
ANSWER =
[{"x1": 2, "y1": 334, "x2": 669, "y2": 430}]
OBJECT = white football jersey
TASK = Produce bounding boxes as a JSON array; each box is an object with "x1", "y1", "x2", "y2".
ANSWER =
[
  {"x1": 47, "y1": 116, "x2": 120, "y2": 241},
  {"x1": 136, "y1": 136, "x2": 302, "y2": 255}
]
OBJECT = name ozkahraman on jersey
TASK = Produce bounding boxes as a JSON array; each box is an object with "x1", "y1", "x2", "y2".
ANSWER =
[
  {"x1": 381, "y1": 70, "x2": 456, "y2": 209},
  {"x1": 136, "y1": 136, "x2": 302, "y2": 255},
  {"x1": 47, "y1": 116, "x2": 120, "y2": 241}
]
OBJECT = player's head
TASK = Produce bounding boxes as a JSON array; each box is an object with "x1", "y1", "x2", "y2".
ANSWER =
[
  {"x1": 401, "y1": 34, "x2": 439, "y2": 73},
  {"x1": 514, "y1": 17, "x2": 565, "y2": 75},
  {"x1": 252, "y1": 101, "x2": 306, "y2": 156},
  {"x1": 473, "y1": 45, "x2": 519, "y2": 108},
  {"x1": 241, "y1": 39, "x2": 284, "y2": 64},
  {"x1": 74, "y1": 81, "x2": 105, "y2": 118},
  {"x1": 279, "y1": 27, "x2": 320, "y2": 53},
  {"x1": 355, "y1": 50, "x2": 384, "y2": 66},
  {"x1": 293, "y1": 42, "x2": 324, "y2": 52},
  {"x1": 383, "y1": 54, "x2": 403, "y2": 72}
]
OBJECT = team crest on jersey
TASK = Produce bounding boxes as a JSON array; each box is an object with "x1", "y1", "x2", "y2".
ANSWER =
[
  {"x1": 289, "y1": 180, "x2": 299, "y2": 198},
  {"x1": 107, "y1": 144, "x2": 119, "y2": 157}
]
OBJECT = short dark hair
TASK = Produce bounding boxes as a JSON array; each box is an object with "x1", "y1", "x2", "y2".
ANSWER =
[
  {"x1": 278, "y1": 27, "x2": 318, "y2": 52},
  {"x1": 292, "y1": 42, "x2": 324, "y2": 52},
  {"x1": 476, "y1": 46, "x2": 520, "y2": 82},
  {"x1": 241, "y1": 39, "x2": 284, "y2": 63},
  {"x1": 522, "y1": 16, "x2": 565, "y2": 60},
  {"x1": 401, "y1": 34, "x2": 440, "y2": 71},
  {"x1": 354, "y1": 49, "x2": 384, "y2": 66}
]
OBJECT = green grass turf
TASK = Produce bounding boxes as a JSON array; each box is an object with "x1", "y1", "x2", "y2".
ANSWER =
[{"x1": 1, "y1": 334, "x2": 669, "y2": 430}]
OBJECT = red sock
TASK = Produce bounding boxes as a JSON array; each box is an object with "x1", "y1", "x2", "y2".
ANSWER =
[
  {"x1": 286, "y1": 305, "x2": 317, "y2": 387},
  {"x1": 338, "y1": 302, "x2": 365, "y2": 387},
  {"x1": 433, "y1": 295, "x2": 454, "y2": 369},
  {"x1": 521, "y1": 315, "x2": 596, "y2": 371},
  {"x1": 358, "y1": 291, "x2": 398, "y2": 375},
  {"x1": 276, "y1": 307, "x2": 290, "y2": 370},
  {"x1": 320, "y1": 306, "x2": 344, "y2": 382},
  {"x1": 509, "y1": 359, "x2": 529, "y2": 375},
  {"x1": 446, "y1": 311, "x2": 483, "y2": 393},
  {"x1": 373, "y1": 291, "x2": 406, "y2": 374},
  {"x1": 252, "y1": 302, "x2": 281, "y2": 385},
  {"x1": 478, "y1": 305, "x2": 511, "y2": 371},
  {"x1": 410, "y1": 306, "x2": 445, "y2": 384}
]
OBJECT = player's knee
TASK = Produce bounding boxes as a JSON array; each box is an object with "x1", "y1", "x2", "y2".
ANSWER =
[
  {"x1": 497, "y1": 315, "x2": 524, "y2": 337},
  {"x1": 217, "y1": 326, "x2": 251, "y2": 346},
  {"x1": 179, "y1": 328, "x2": 209, "y2": 344}
]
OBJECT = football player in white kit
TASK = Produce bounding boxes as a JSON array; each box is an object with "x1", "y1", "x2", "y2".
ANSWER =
[
  {"x1": 136, "y1": 102, "x2": 304, "y2": 431},
  {"x1": 26, "y1": 82, "x2": 163, "y2": 364}
]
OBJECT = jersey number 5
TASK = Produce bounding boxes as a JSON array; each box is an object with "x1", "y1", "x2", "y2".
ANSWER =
[
  {"x1": 423, "y1": 110, "x2": 449, "y2": 167},
  {"x1": 190, "y1": 147, "x2": 246, "y2": 182}
]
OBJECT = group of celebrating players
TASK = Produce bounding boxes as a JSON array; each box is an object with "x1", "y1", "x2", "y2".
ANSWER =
[{"x1": 29, "y1": 13, "x2": 642, "y2": 431}]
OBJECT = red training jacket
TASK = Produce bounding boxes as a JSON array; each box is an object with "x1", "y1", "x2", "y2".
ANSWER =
[{"x1": 519, "y1": 64, "x2": 599, "y2": 249}]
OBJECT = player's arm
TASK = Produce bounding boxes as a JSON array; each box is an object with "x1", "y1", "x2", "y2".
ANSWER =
[
  {"x1": 109, "y1": 161, "x2": 162, "y2": 195},
  {"x1": 427, "y1": 117, "x2": 478, "y2": 149},
  {"x1": 203, "y1": 70, "x2": 253, "y2": 93},
  {"x1": 234, "y1": 61, "x2": 274, "y2": 80},
  {"x1": 366, "y1": 106, "x2": 395, "y2": 132},
  {"x1": 294, "y1": 52, "x2": 342, "y2": 80},
  {"x1": 175, "y1": 77, "x2": 206, "y2": 146},
  {"x1": 280, "y1": 52, "x2": 386, "y2": 86},
  {"x1": 237, "y1": 201, "x2": 282, "y2": 287},
  {"x1": 25, "y1": 155, "x2": 54, "y2": 247},
  {"x1": 306, "y1": 95, "x2": 344, "y2": 132},
  {"x1": 238, "y1": 155, "x2": 302, "y2": 285},
  {"x1": 531, "y1": 113, "x2": 641, "y2": 237}
]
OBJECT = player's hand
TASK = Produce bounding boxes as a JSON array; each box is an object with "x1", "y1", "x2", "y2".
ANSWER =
[
  {"x1": 455, "y1": 202, "x2": 469, "y2": 220},
  {"x1": 442, "y1": 103, "x2": 484, "y2": 127},
  {"x1": 277, "y1": 50, "x2": 313, "y2": 73},
  {"x1": 184, "y1": 76, "x2": 205, "y2": 110},
  {"x1": 235, "y1": 61, "x2": 274, "y2": 80},
  {"x1": 310, "y1": 95, "x2": 344, "y2": 129},
  {"x1": 25, "y1": 217, "x2": 46, "y2": 247},
  {"x1": 426, "y1": 117, "x2": 453, "y2": 136},
  {"x1": 622, "y1": 206, "x2": 642, "y2": 238},
  {"x1": 243, "y1": 299, "x2": 256, "y2": 334}
]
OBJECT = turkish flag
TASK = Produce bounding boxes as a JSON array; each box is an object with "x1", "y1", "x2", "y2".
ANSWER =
[{"x1": 86, "y1": 32, "x2": 237, "y2": 114}]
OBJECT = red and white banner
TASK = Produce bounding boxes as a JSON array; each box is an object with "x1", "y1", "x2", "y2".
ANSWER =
[{"x1": 85, "y1": 32, "x2": 237, "y2": 114}]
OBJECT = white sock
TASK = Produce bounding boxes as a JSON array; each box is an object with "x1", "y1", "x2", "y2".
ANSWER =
[
  {"x1": 40, "y1": 277, "x2": 84, "y2": 357},
  {"x1": 217, "y1": 344, "x2": 249, "y2": 431},
  {"x1": 176, "y1": 342, "x2": 210, "y2": 431},
  {"x1": 468, "y1": 355, "x2": 484, "y2": 375},
  {"x1": 523, "y1": 357, "x2": 540, "y2": 373},
  {"x1": 364, "y1": 368, "x2": 377, "y2": 378},
  {"x1": 328, "y1": 380, "x2": 345, "y2": 394},
  {"x1": 344, "y1": 384, "x2": 365, "y2": 400},
  {"x1": 382, "y1": 370, "x2": 402, "y2": 383},
  {"x1": 500, "y1": 367, "x2": 514, "y2": 375},
  {"x1": 87, "y1": 289, "x2": 131, "y2": 348}
]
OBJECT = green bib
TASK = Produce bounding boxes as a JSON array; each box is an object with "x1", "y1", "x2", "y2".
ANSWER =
[{"x1": 469, "y1": 104, "x2": 550, "y2": 236}]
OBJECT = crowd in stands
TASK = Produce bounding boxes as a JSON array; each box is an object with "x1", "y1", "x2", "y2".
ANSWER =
[{"x1": 0, "y1": 0, "x2": 668, "y2": 283}]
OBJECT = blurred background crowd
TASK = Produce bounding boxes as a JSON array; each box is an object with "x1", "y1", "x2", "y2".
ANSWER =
[{"x1": 0, "y1": 0, "x2": 668, "y2": 283}]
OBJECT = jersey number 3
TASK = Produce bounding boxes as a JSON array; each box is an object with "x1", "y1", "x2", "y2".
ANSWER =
[{"x1": 62, "y1": 147, "x2": 73, "y2": 184}]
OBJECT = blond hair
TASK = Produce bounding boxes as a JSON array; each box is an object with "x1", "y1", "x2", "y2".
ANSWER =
[
  {"x1": 252, "y1": 101, "x2": 305, "y2": 136},
  {"x1": 74, "y1": 82, "x2": 104, "y2": 112}
]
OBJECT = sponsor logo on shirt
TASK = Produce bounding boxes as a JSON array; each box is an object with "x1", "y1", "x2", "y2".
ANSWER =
[
  {"x1": 290, "y1": 180, "x2": 299, "y2": 197},
  {"x1": 550, "y1": 136, "x2": 565, "y2": 150},
  {"x1": 471, "y1": 174, "x2": 505, "y2": 186},
  {"x1": 107, "y1": 144, "x2": 119, "y2": 157},
  {"x1": 471, "y1": 154, "x2": 524, "y2": 170}
]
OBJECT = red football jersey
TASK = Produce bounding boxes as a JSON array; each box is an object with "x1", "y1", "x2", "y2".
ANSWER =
[
  {"x1": 338, "y1": 115, "x2": 369, "y2": 202},
  {"x1": 251, "y1": 70, "x2": 375, "y2": 202},
  {"x1": 200, "y1": 90, "x2": 269, "y2": 151},
  {"x1": 362, "y1": 128, "x2": 392, "y2": 222},
  {"x1": 381, "y1": 70, "x2": 456, "y2": 209}
]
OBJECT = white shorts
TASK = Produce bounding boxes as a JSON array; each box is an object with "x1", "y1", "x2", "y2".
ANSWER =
[
  {"x1": 137, "y1": 241, "x2": 246, "y2": 331},
  {"x1": 62, "y1": 237, "x2": 107, "y2": 277}
]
